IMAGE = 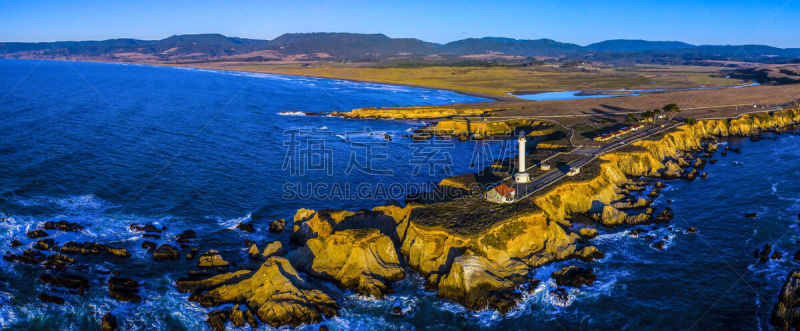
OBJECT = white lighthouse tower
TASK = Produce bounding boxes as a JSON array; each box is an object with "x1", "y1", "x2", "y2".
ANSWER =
[{"x1": 514, "y1": 133, "x2": 530, "y2": 183}]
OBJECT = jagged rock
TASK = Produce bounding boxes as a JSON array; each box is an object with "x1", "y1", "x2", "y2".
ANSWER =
[
  {"x1": 108, "y1": 277, "x2": 141, "y2": 303},
  {"x1": 39, "y1": 294, "x2": 65, "y2": 305},
  {"x1": 141, "y1": 241, "x2": 156, "y2": 250},
  {"x1": 773, "y1": 251, "x2": 783, "y2": 261},
  {"x1": 228, "y1": 305, "x2": 246, "y2": 328},
  {"x1": 187, "y1": 257, "x2": 338, "y2": 328},
  {"x1": 247, "y1": 244, "x2": 260, "y2": 259},
  {"x1": 662, "y1": 161, "x2": 682, "y2": 179},
  {"x1": 186, "y1": 248, "x2": 199, "y2": 260},
  {"x1": 43, "y1": 254, "x2": 74, "y2": 270},
  {"x1": 10, "y1": 239, "x2": 22, "y2": 247},
  {"x1": 235, "y1": 222, "x2": 255, "y2": 233},
  {"x1": 176, "y1": 230, "x2": 196, "y2": 243},
  {"x1": 198, "y1": 250, "x2": 228, "y2": 268},
  {"x1": 261, "y1": 241, "x2": 285, "y2": 259},
  {"x1": 709, "y1": 159, "x2": 719, "y2": 164},
  {"x1": 572, "y1": 246, "x2": 605, "y2": 261},
  {"x1": 700, "y1": 172, "x2": 708, "y2": 179},
  {"x1": 43, "y1": 220, "x2": 84, "y2": 232},
  {"x1": 599, "y1": 205, "x2": 651, "y2": 226},
  {"x1": 290, "y1": 209, "x2": 355, "y2": 244},
  {"x1": 101, "y1": 313, "x2": 117, "y2": 331},
  {"x1": 243, "y1": 239, "x2": 255, "y2": 247},
  {"x1": 143, "y1": 233, "x2": 161, "y2": 239},
  {"x1": 795, "y1": 250, "x2": 800, "y2": 262},
  {"x1": 153, "y1": 244, "x2": 179, "y2": 261},
  {"x1": 685, "y1": 227, "x2": 697, "y2": 234},
  {"x1": 771, "y1": 270, "x2": 800, "y2": 329},
  {"x1": 269, "y1": 219, "x2": 286, "y2": 233},
  {"x1": 26, "y1": 230, "x2": 49, "y2": 239},
  {"x1": 176, "y1": 270, "x2": 253, "y2": 293},
  {"x1": 206, "y1": 309, "x2": 228, "y2": 331},
  {"x1": 760, "y1": 244, "x2": 772, "y2": 263},
  {"x1": 611, "y1": 197, "x2": 650, "y2": 209},
  {"x1": 39, "y1": 274, "x2": 89, "y2": 294},
  {"x1": 654, "y1": 241, "x2": 666, "y2": 250},
  {"x1": 677, "y1": 158, "x2": 690, "y2": 167},
  {"x1": 579, "y1": 228, "x2": 598, "y2": 239},
  {"x1": 745, "y1": 213, "x2": 758, "y2": 218},
  {"x1": 290, "y1": 229, "x2": 404, "y2": 298},
  {"x1": 3, "y1": 249, "x2": 46, "y2": 264},
  {"x1": 105, "y1": 247, "x2": 130, "y2": 258},
  {"x1": 550, "y1": 288, "x2": 569, "y2": 305},
  {"x1": 551, "y1": 266, "x2": 597, "y2": 287},
  {"x1": 34, "y1": 239, "x2": 55, "y2": 250},
  {"x1": 654, "y1": 181, "x2": 666, "y2": 189},
  {"x1": 129, "y1": 223, "x2": 162, "y2": 233},
  {"x1": 685, "y1": 169, "x2": 699, "y2": 180},
  {"x1": 655, "y1": 207, "x2": 674, "y2": 223},
  {"x1": 60, "y1": 241, "x2": 105, "y2": 254},
  {"x1": 692, "y1": 158, "x2": 706, "y2": 169}
]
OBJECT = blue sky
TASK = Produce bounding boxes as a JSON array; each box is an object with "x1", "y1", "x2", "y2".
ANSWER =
[{"x1": 1, "y1": 0, "x2": 798, "y2": 47}]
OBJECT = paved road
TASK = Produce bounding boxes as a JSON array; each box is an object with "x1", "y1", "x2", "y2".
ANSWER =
[{"x1": 507, "y1": 121, "x2": 680, "y2": 201}]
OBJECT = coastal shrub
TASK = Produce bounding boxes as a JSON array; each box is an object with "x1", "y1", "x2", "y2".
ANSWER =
[
  {"x1": 685, "y1": 118, "x2": 698, "y2": 125},
  {"x1": 481, "y1": 220, "x2": 526, "y2": 250}
]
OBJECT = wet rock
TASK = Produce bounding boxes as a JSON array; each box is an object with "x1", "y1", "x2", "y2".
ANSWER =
[
  {"x1": 9, "y1": 239, "x2": 22, "y2": 247},
  {"x1": 198, "y1": 250, "x2": 228, "y2": 268},
  {"x1": 654, "y1": 181, "x2": 666, "y2": 189},
  {"x1": 39, "y1": 294, "x2": 65, "y2": 305},
  {"x1": 43, "y1": 220, "x2": 84, "y2": 232},
  {"x1": 129, "y1": 223, "x2": 162, "y2": 233},
  {"x1": 648, "y1": 189, "x2": 661, "y2": 198},
  {"x1": 770, "y1": 270, "x2": 800, "y2": 329},
  {"x1": 572, "y1": 246, "x2": 605, "y2": 262},
  {"x1": 176, "y1": 270, "x2": 253, "y2": 293},
  {"x1": 700, "y1": 172, "x2": 708, "y2": 179},
  {"x1": 262, "y1": 241, "x2": 286, "y2": 259},
  {"x1": 141, "y1": 241, "x2": 156, "y2": 250},
  {"x1": 269, "y1": 218, "x2": 286, "y2": 233},
  {"x1": 247, "y1": 244, "x2": 260, "y2": 259},
  {"x1": 206, "y1": 309, "x2": 228, "y2": 331},
  {"x1": 685, "y1": 169, "x2": 699, "y2": 181},
  {"x1": 654, "y1": 241, "x2": 666, "y2": 250},
  {"x1": 43, "y1": 254, "x2": 75, "y2": 270},
  {"x1": 39, "y1": 274, "x2": 89, "y2": 294},
  {"x1": 655, "y1": 207, "x2": 674, "y2": 223},
  {"x1": 34, "y1": 239, "x2": 55, "y2": 250},
  {"x1": 101, "y1": 312, "x2": 117, "y2": 331},
  {"x1": 26, "y1": 230, "x2": 49, "y2": 239},
  {"x1": 692, "y1": 158, "x2": 706, "y2": 169},
  {"x1": 3, "y1": 249, "x2": 46, "y2": 264},
  {"x1": 745, "y1": 213, "x2": 758, "y2": 218},
  {"x1": 235, "y1": 222, "x2": 255, "y2": 233},
  {"x1": 105, "y1": 247, "x2": 130, "y2": 258},
  {"x1": 709, "y1": 159, "x2": 719, "y2": 165},
  {"x1": 290, "y1": 229, "x2": 404, "y2": 298},
  {"x1": 629, "y1": 228, "x2": 648, "y2": 238},
  {"x1": 685, "y1": 227, "x2": 697, "y2": 234},
  {"x1": 773, "y1": 251, "x2": 783, "y2": 260},
  {"x1": 186, "y1": 248, "x2": 199, "y2": 260},
  {"x1": 175, "y1": 230, "x2": 196, "y2": 243},
  {"x1": 187, "y1": 257, "x2": 338, "y2": 328},
  {"x1": 142, "y1": 233, "x2": 161, "y2": 239},
  {"x1": 578, "y1": 228, "x2": 598, "y2": 239},
  {"x1": 760, "y1": 244, "x2": 773, "y2": 263},
  {"x1": 391, "y1": 306, "x2": 403, "y2": 316},
  {"x1": 551, "y1": 266, "x2": 596, "y2": 287},
  {"x1": 243, "y1": 239, "x2": 256, "y2": 247},
  {"x1": 153, "y1": 244, "x2": 179, "y2": 261},
  {"x1": 108, "y1": 277, "x2": 141, "y2": 303},
  {"x1": 721, "y1": 150, "x2": 728, "y2": 156},
  {"x1": 60, "y1": 241, "x2": 105, "y2": 255},
  {"x1": 550, "y1": 288, "x2": 569, "y2": 305}
]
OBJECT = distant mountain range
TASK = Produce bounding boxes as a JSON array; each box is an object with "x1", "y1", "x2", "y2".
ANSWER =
[{"x1": 1, "y1": 33, "x2": 799, "y2": 64}]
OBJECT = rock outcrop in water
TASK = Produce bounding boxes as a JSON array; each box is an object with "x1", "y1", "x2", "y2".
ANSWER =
[
  {"x1": 772, "y1": 270, "x2": 800, "y2": 329},
  {"x1": 183, "y1": 257, "x2": 338, "y2": 328},
  {"x1": 290, "y1": 228, "x2": 404, "y2": 298}
]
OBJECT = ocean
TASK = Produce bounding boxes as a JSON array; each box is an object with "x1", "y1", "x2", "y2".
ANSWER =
[{"x1": 0, "y1": 59, "x2": 798, "y2": 330}]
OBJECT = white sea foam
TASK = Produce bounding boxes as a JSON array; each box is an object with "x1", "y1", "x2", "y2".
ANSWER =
[
  {"x1": 278, "y1": 111, "x2": 307, "y2": 116},
  {"x1": 218, "y1": 213, "x2": 252, "y2": 230}
]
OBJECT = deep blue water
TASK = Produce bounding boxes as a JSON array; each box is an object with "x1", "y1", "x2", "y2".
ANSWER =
[{"x1": 1, "y1": 60, "x2": 798, "y2": 330}]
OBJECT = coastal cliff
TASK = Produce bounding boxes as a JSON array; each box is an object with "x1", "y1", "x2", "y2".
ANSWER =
[
  {"x1": 182, "y1": 108, "x2": 800, "y2": 327},
  {"x1": 331, "y1": 106, "x2": 501, "y2": 119}
]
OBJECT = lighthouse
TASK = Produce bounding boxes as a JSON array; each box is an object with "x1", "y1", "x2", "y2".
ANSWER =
[{"x1": 514, "y1": 133, "x2": 531, "y2": 183}]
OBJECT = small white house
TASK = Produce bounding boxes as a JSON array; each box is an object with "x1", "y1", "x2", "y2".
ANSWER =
[
  {"x1": 540, "y1": 163, "x2": 551, "y2": 171},
  {"x1": 566, "y1": 167, "x2": 580, "y2": 176},
  {"x1": 486, "y1": 184, "x2": 516, "y2": 203}
]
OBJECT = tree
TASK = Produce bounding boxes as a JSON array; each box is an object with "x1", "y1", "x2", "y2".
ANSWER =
[
  {"x1": 641, "y1": 110, "x2": 655, "y2": 123},
  {"x1": 685, "y1": 118, "x2": 698, "y2": 125},
  {"x1": 663, "y1": 103, "x2": 681, "y2": 120}
]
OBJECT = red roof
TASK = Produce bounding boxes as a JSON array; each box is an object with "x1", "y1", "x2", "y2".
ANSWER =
[{"x1": 495, "y1": 184, "x2": 515, "y2": 198}]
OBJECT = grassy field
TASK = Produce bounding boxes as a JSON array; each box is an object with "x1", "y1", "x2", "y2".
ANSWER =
[{"x1": 182, "y1": 62, "x2": 747, "y2": 99}]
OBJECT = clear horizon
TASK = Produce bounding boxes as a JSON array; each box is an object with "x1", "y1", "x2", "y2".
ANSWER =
[{"x1": 1, "y1": 0, "x2": 798, "y2": 48}]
